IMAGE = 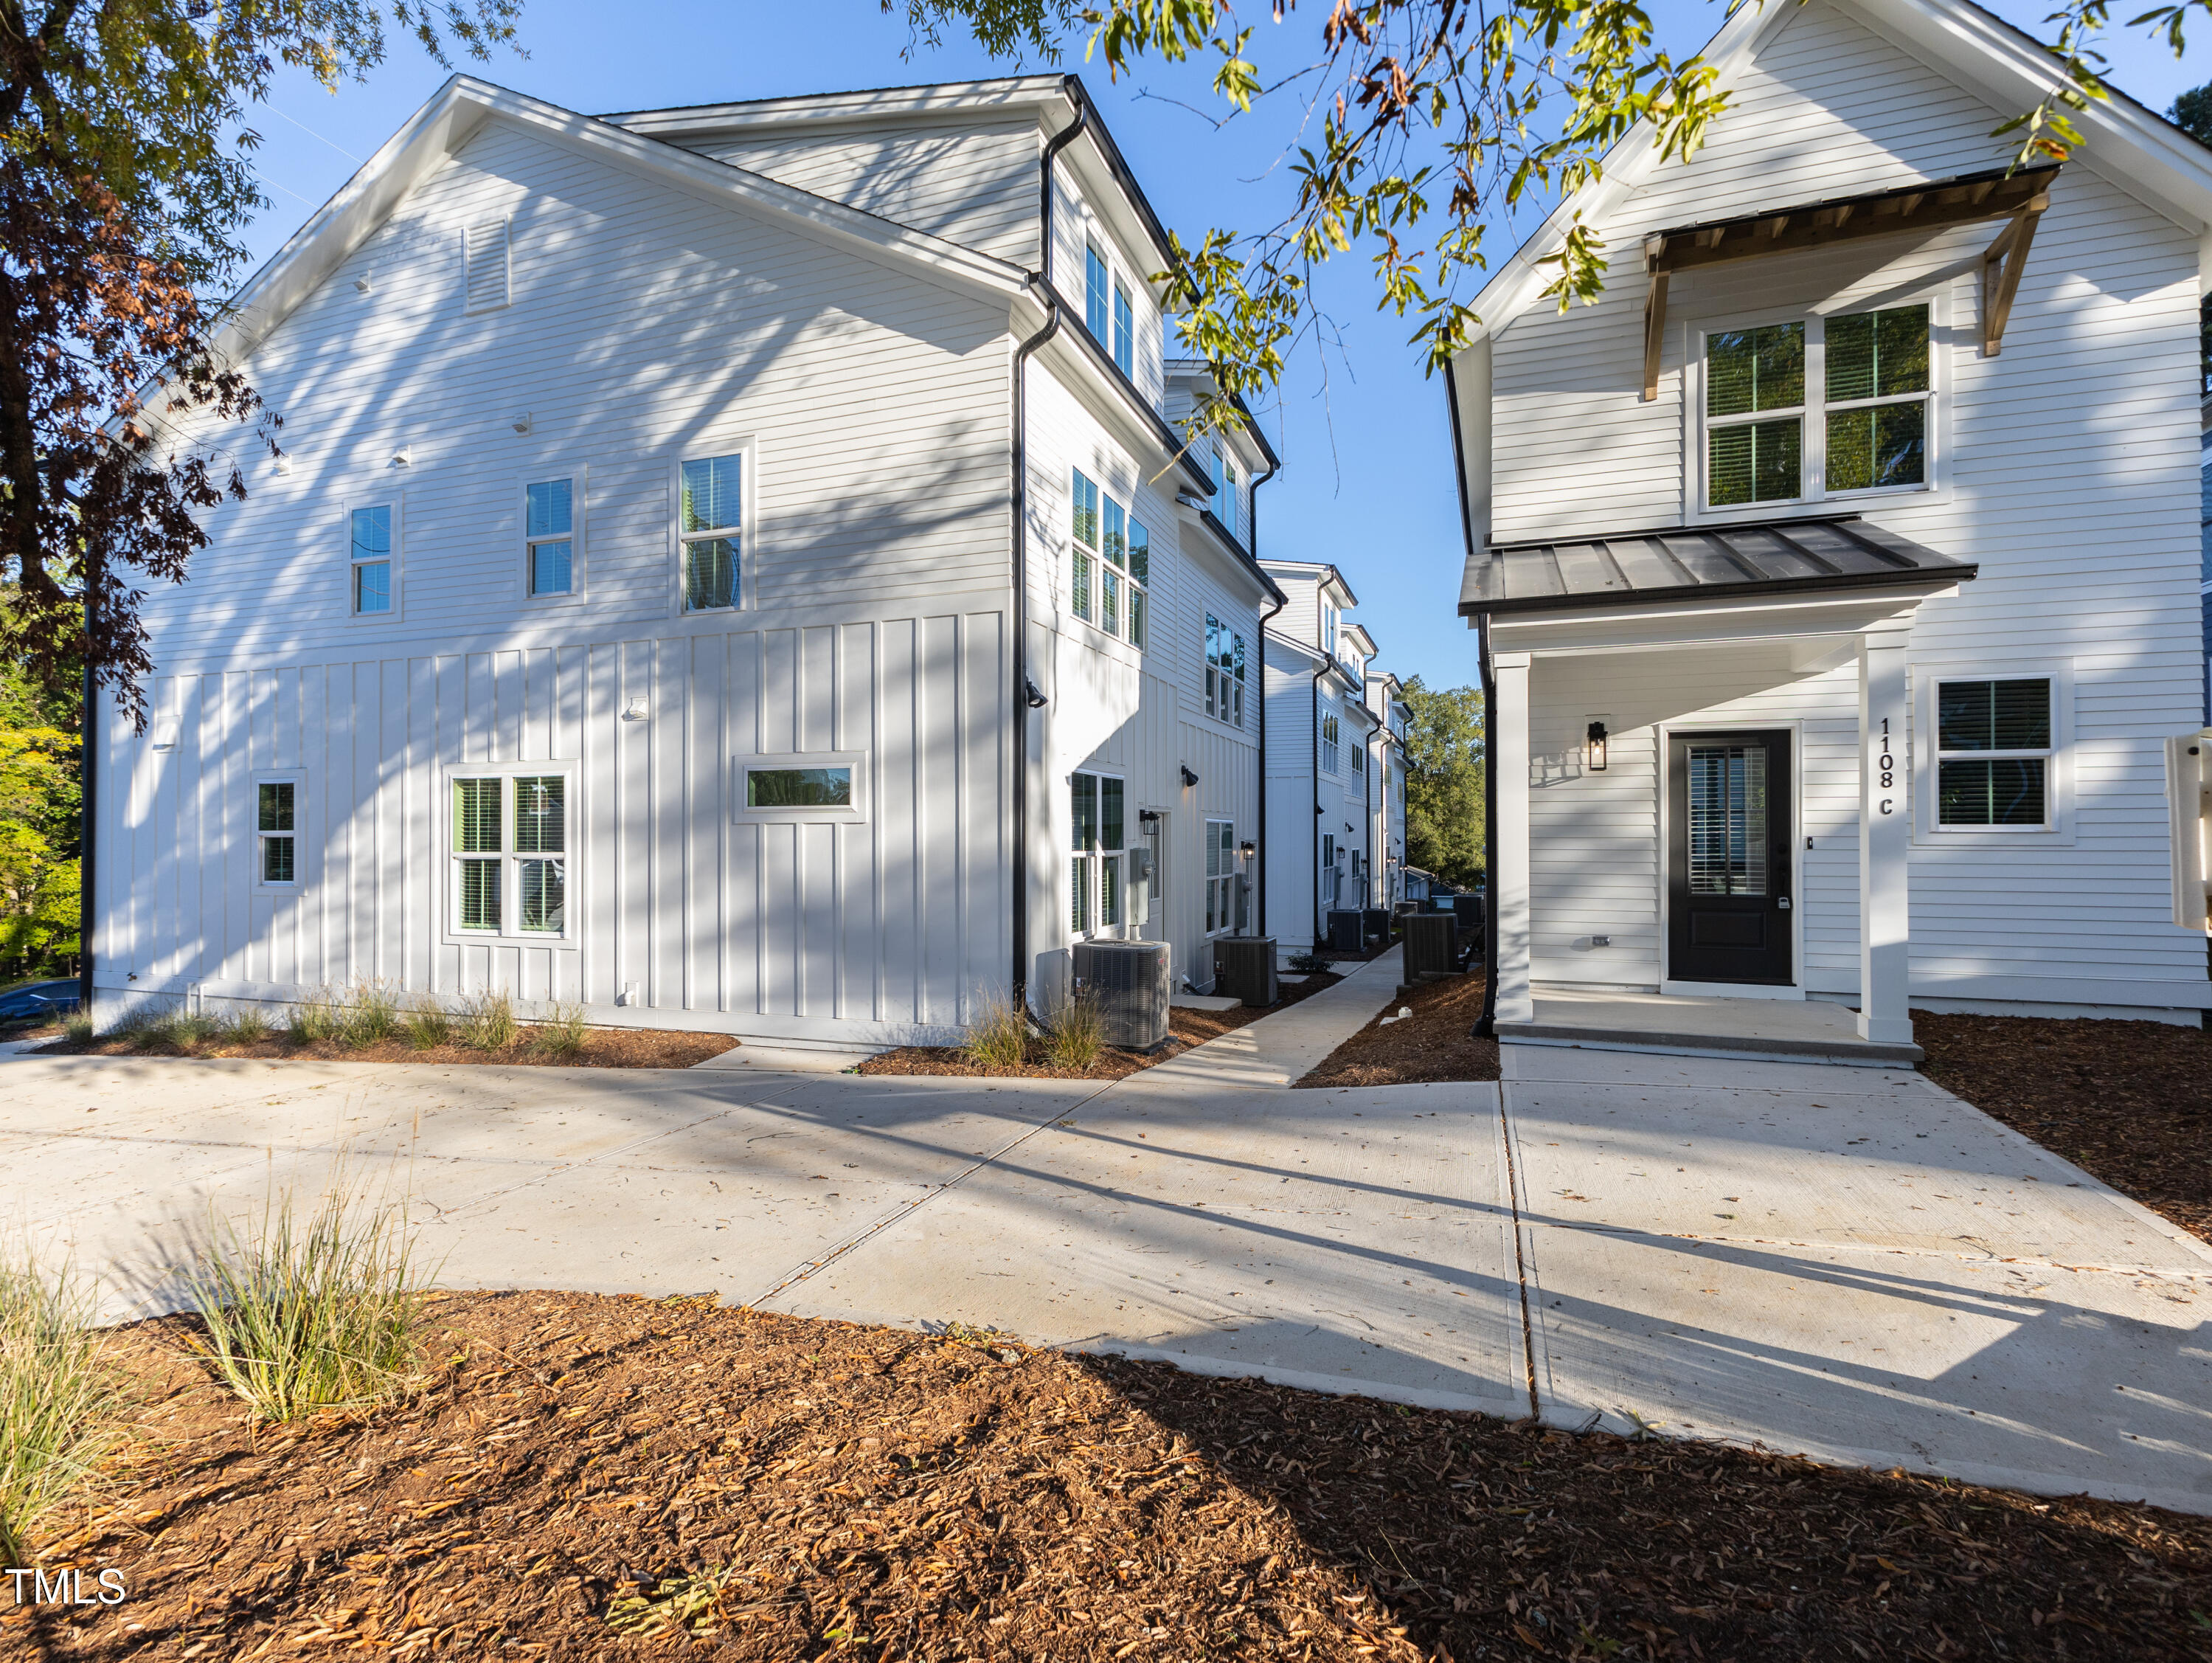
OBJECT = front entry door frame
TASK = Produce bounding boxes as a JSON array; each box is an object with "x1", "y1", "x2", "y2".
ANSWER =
[{"x1": 1657, "y1": 721, "x2": 1804, "y2": 999}]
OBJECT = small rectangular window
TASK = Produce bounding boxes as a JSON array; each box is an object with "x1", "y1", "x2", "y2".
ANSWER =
[
  {"x1": 746, "y1": 767, "x2": 853, "y2": 808},
  {"x1": 527, "y1": 478, "x2": 574, "y2": 597},
  {"x1": 1936, "y1": 677, "x2": 2052, "y2": 827},
  {"x1": 680, "y1": 453, "x2": 742, "y2": 612},
  {"x1": 1320, "y1": 712, "x2": 1340, "y2": 774},
  {"x1": 1825, "y1": 304, "x2": 1930, "y2": 494},
  {"x1": 1705, "y1": 322, "x2": 1806, "y2": 507},
  {"x1": 1204, "y1": 817, "x2": 1235, "y2": 935},
  {"x1": 1070, "y1": 469, "x2": 1098, "y2": 622},
  {"x1": 465, "y1": 216, "x2": 510, "y2": 311},
  {"x1": 1069, "y1": 770, "x2": 1126, "y2": 938},
  {"x1": 1112, "y1": 281, "x2": 1134, "y2": 377},
  {"x1": 350, "y1": 505, "x2": 392, "y2": 615},
  {"x1": 258, "y1": 781, "x2": 297, "y2": 885},
  {"x1": 1085, "y1": 242, "x2": 1110, "y2": 342}
]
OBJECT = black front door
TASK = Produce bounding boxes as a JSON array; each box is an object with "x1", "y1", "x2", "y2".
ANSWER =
[{"x1": 1666, "y1": 730, "x2": 1793, "y2": 986}]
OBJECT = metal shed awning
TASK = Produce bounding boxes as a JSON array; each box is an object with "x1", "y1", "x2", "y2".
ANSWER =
[{"x1": 1457, "y1": 514, "x2": 1977, "y2": 617}]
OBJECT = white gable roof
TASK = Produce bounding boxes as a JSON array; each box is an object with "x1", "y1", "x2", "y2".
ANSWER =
[
  {"x1": 209, "y1": 75, "x2": 1026, "y2": 371},
  {"x1": 1462, "y1": 0, "x2": 2212, "y2": 346}
]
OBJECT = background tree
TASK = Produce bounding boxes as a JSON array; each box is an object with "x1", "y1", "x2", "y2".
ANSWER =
[
  {"x1": 1398, "y1": 676, "x2": 1485, "y2": 889},
  {"x1": 0, "y1": 651, "x2": 79, "y2": 980},
  {"x1": 0, "y1": 0, "x2": 523, "y2": 724}
]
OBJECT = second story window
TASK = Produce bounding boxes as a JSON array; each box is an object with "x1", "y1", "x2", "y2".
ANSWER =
[
  {"x1": 1204, "y1": 615, "x2": 1245, "y2": 727},
  {"x1": 1086, "y1": 241, "x2": 1110, "y2": 342},
  {"x1": 526, "y1": 478, "x2": 573, "y2": 596},
  {"x1": 680, "y1": 452, "x2": 741, "y2": 612},
  {"x1": 1351, "y1": 736, "x2": 1366, "y2": 775},
  {"x1": 1703, "y1": 302, "x2": 1930, "y2": 510},
  {"x1": 1112, "y1": 281, "x2": 1134, "y2": 377},
  {"x1": 1071, "y1": 469, "x2": 1098, "y2": 623},
  {"x1": 1322, "y1": 600, "x2": 1338, "y2": 657},
  {"x1": 1320, "y1": 711, "x2": 1341, "y2": 775},
  {"x1": 350, "y1": 505, "x2": 393, "y2": 615}
]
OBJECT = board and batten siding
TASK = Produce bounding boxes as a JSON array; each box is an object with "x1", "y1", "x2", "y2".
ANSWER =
[
  {"x1": 1489, "y1": 0, "x2": 2208, "y2": 1010},
  {"x1": 103, "y1": 613, "x2": 1008, "y2": 1043}
]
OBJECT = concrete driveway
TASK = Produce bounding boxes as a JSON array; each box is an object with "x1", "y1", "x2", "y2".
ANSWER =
[{"x1": 5, "y1": 960, "x2": 2208, "y2": 1513}]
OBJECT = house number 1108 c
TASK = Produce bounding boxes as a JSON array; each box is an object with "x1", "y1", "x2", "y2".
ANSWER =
[{"x1": 1875, "y1": 718, "x2": 1895, "y2": 814}]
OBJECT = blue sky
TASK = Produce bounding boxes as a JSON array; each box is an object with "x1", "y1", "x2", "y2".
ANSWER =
[{"x1": 232, "y1": 1, "x2": 2212, "y2": 694}]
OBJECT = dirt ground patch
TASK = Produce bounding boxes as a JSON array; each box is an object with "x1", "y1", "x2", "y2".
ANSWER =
[
  {"x1": 859, "y1": 972, "x2": 1343, "y2": 1080},
  {"x1": 1913, "y1": 1010, "x2": 2212, "y2": 1244},
  {"x1": 15, "y1": 1291, "x2": 2209, "y2": 1661},
  {"x1": 1297, "y1": 969, "x2": 1498, "y2": 1088},
  {"x1": 25, "y1": 1026, "x2": 738, "y2": 1070}
]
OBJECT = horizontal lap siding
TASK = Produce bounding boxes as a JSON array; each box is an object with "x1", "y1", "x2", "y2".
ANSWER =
[
  {"x1": 1491, "y1": 0, "x2": 2208, "y2": 1004},
  {"x1": 100, "y1": 614, "x2": 1005, "y2": 1038}
]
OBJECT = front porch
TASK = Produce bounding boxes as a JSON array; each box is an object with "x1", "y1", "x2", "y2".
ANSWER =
[{"x1": 1466, "y1": 515, "x2": 1977, "y2": 1065}]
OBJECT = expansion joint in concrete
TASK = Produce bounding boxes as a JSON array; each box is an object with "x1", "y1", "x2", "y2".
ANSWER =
[{"x1": 1498, "y1": 1082, "x2": 1540, "y2": 1420}]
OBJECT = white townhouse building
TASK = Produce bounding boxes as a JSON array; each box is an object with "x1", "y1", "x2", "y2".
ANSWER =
[
  {"x1": 1260, "y1": 562, "x2": 1385, "y2": 955},
  {"x1": 1364, "y1": 671, "x2": 1411, "y2": 905},
  {"x1": 1447, "y1": 0, "x2": 2212, "y2": 1057},
  {"x1": 87, "y1": 73, "x2": 1289, "y2": 1046}
]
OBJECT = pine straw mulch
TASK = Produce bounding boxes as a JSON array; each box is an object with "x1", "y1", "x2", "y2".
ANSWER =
[
  {"x1": 1297, "y1": 970, "x2": 1499, "y2": 1089},
  {"x1": 16, "y1": 1291, "x2": 2212, "y2": 1662},
  {"x1": 1912, "y1": 1010, "x2": 2212, "y2": 1245},
  {"x1": 27, "y1": 1027, "x2": 738, "y2": 1070},
  {"x1": 857, "y1": 974, "x2": 1344, "y2": 1081}
]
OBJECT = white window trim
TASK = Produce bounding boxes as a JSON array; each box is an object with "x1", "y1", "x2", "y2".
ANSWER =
[
  {"x1": 670, "y1": 440, "x2": 756, "y2": 619},
  {"x1": 1068, "y1": 466, "x2": 1148, "y2": 652},
  {"x1": 345, "y1": 495, "x2": 402, "y2": 624},
  {"x1": 1202, "y1": 613, "x2": 1247, "y2": 729},
  {"x1": 519, "y1": 468, "x2": 587, "y2": 607},
  {"x1": 440, "y1": 764, "x2": 580, "y2": 950},
  {"x1": 1653, "y1": 719, "x2": 1806, "y2": 998},
  {"x1": 1203, "y1": 816, "x2": 1238, "y2": 938},
  {"x1": 253, "y1": 770, "x2": 307, "y2": 891},
  {"x1": 1683, "y1": 287, "x2": 1953, "y2": 526},
  {"x1": 732, "y1": 749, "x2": 870, "y2": 823},
  {"x1": 1913, "y1": 660, "x2": 2075, "y2": 845},
  {"x1": 1069, "y1": 767, "x2": 1130, "y2": 941}
]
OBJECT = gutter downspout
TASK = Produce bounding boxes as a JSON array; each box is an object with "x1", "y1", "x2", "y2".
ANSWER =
[
  {"x1": 1248, "y1": 460, "x2": 1280, "y2": 936},
  {"x1": 1474, "y1": 609, "x2": 1499, "y2": 1037},
  {"x1": 1010, "y1": 97, "x2": 1089, "y2": 1019},
  {"x1": 76, "y1": 608, "x2": 95, "y2": 1019},
  {"x1": 1311, "y1": 656, "x2": 1331, "y2": 944},
  {"x1": 1365, "y1": 699, "x2": 1376, "y2": 911}
]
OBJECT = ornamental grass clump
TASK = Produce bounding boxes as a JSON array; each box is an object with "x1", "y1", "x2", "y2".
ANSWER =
[
  {"x1": 963, "y1": 993, "x2": 1029, "y2": 1071},
  {"x1": 531, "y1": 1002, "x2": 590, "y2": 1061},
  {"x1": 223, "y1": 1006, "x2": 273, "y2": 1046},
  {"x1": 185, "y1": 1183, "x2": 427, "y2": 1422},
  {"x1": 1044, "y1": 992, "x2": 1105, "y2": 1073},
  {"x1": 335, "y1": 980, "x2": 403, "y2": 1048},
  {"x1": 457, "y1": 990, "x2": 518, "y2": 1052},
  {"x1": 403, "y1": 996, "x2": 450, "y2": 1051},
  {"x1": 0, "y1": 1254, "x2": 126, "y2": 1564},
  {"x1": 290, "y1": 987, "x2": 344, "y2": 1045}
]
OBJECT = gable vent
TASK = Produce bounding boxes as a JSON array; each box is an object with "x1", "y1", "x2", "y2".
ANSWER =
[{"x1": 464, "y1": 215, "x2": 510, "y2": 311}]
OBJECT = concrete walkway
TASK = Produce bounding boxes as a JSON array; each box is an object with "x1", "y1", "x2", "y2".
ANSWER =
[{"x1": 4, "y1": 963, "x2": 2208, "y2": 1513}]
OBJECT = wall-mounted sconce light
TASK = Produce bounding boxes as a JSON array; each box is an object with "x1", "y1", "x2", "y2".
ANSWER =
[
  {"x1": 510, "y1": 412, "x2": 532, "y2": 435},
  {"x1": 149, "y1": 721, "x2": 178, "y2": 753},
  {"x1": 390, "y1": 445, "x2": 412, "y2": 469},
  {"x1": 1137, "y1": 809, "x2": 1161, "y2": 829},
  {"x1": 353, "y1": 274, "x2": 372, "y2": 294},
  {"x1": 1586, "y1": 719, "x2": 1609, "y2": 772},
  {"x1": 1238, "y1": 840, "x2": 1256, "y2": 858},
  {"x1": 1023, "y1": 677, "x2": 1049, "y2": 709},
  {"x1": 1179, "y1": 764, "x2": 1199, "y2": 788},
  {"x1": 621, "y1": 695, "x2": 649, "y2": 722}
]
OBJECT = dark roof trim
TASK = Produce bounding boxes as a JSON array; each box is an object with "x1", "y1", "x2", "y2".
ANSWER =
[
  {"x1": 1646, "y1": 165, "x2": 2059, "y2": 275},
  {"x1": 1460, "y1": 514, "x2": 1977, "y2": 618},
  {"x1": 1047, "y1": 282, "x2": 1215, "y2": 495},
  {"x1": 1188, "y1": 506, "x2": 1289, "y2": 606},
  {"x1": 1056, "y1": 75, "x2": 1179, "y2": 276}
]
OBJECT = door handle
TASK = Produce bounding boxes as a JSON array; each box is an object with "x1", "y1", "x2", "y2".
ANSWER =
[{"x1": 1778, "y1": 896, "x2": 1791, "y2": 910}]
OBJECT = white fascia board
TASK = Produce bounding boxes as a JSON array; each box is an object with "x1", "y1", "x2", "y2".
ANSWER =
[
  {"x1": 605, "y1": 77, "x2": 1065, "y2": 134},
  {"x1": 213, "y1": 76, "x2": 1026, "y2": 370}
]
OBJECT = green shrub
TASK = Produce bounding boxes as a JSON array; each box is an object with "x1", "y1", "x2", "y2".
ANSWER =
[
  {"x1": 403, "y1": 996, "x2": 450, "y2": 1051},
  {"x1": 531, "y1": 1003, "x2": 591, "y2": 1061},
  {"x1": 185, "y1": 1183, "x2": 426, "y2": 1422},
  {"x1": 1287, "y1": 950, "x2": 1328, "y2": 975},
  {"x1": 0, "y1": 1254, "x2": 127, "y2": 1563},
  {"x1": 963, "y1": 992, "x2": 1030, "y2": 1071},
  {"x1": 290, "y1": 987, "x2": 344, "y2": 1045},
  {"x1": 457, "y1": 989, "x2": 518, "y2": 1052},
  {"x1": 224, "y1": 1007, "x2": 273, "y2": 1046},
  {"x1": 1044, "y1": 992, "x2": 1104, "y2": 1073}
]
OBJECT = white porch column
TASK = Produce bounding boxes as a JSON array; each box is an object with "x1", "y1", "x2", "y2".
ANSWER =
[
  {"x1": 1856, "y1": 626, "x2": 1913, "y2": 1044},
  {"x1": 1492, "y1": 649, "x2": 1535, "y2": 1025}
]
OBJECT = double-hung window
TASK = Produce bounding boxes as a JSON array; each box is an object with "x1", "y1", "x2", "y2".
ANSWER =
[
  {"x1": 1703, "y1": 302, "x2": 1931, "y2": 508},
  {"x1": 1071, "y1": 469, "x2": 1098, "y2": 623},
  {"x1": 1112, "y1": 281, "x2": 1134, "y2": 378},
  {"x1": 1351, "y1": 736, "x2": 1366, "y2": 775},
  {"x1": 1070, "y1": 770, "x2": 1125, "y2": 936},
  {"x1": 1320, "y1": 712, "x2": 1341, "y2": 775},
  {"x1": 526, "y1": 477, "x2": 574, "y2": 597},
  {"x1": 350, "y1": 505, "x2": 393, "y2": 615},
  {"x1": 257, "y1": 781, "x2": 297, "y2": 885},
  {"x1": 1085, "y1": 242, "x2": 1111, "y2": 342},
  {"x1": 679, "y1": 452, "x2": 742, "y2": 612},
  {"x1": 1101, "y1": 496, "x2": 1126, "y2": 638},
  {"x1": 1204, "y1": 818, "x2": 1235, "y2": 934},
  {"x1": 1203, "y1": 615, "x2": 1245, "y2": 727},
  {"x1": 1126, "y1": 517, "x2": 1148, "y2": 649},
  {"x1": 1935, "y1": 677, "x2": 2053, "y2": 828},
  {"x1": 452, "y1": 775, "x2": 569, "y2": 936}
]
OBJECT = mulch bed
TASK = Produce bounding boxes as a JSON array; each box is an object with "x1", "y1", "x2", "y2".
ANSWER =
[
  {"x1": 26, "y1": 1027, "x2": 738, "y2": 1070},
  {"x1": 1913, "y1": 1010, "x2": 2212, "y2": 1244},
  {"x1": 16, "y1": 1291, "x2": 2211, "y2": 1660},
  {"x1": 859, "y1": 973, "x2": 1344, "y2": 1080},
  {"x1": 1298, "y1": 969, "x2": 1499, "y2": 1089}
]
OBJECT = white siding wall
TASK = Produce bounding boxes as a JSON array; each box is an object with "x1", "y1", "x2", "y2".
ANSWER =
[
  {"x1": 1050, "y1": 170, "x2": 1168, "y2": 410},
  {"x1": 1488, "y1": 0, "x2": 2209, "y2": 1010},
  {"x1": 669, "y1": 115, "x2": 1042, "y2": 266},
  {"x1": 97, "y1": 117, "x2": 1020, "y2": 1043}
]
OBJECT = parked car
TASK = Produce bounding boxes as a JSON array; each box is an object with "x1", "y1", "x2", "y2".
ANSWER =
[{"x1": 0, "y1": 979, "x2": 80, "y2": 1021}]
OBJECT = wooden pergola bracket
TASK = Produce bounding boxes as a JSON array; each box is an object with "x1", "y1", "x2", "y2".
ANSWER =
[
  {"x1": 1642, "y1": 269, "x2": 1670, "y2": 402},
  {"x1": 1980, "y1": 193, "x2": 2048, "y2": 356}
]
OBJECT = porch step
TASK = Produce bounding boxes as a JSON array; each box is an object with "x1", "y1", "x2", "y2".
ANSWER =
[{"x1": 1496, "y1": 989, "x2": 1924, "y2": 1068}]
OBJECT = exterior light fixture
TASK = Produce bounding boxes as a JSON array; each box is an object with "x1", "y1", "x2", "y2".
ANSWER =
[
  {"x1": 1179, "y1": 764, "x2": 1199, "y2": 787},
  {"x1": 1023, "y1": 677, "x2": 1049, "y2": 709},
  {"x1": 1586, "y1": 719, "x2": 1609, "y2": 771},
  {"x1": 622, "y1": 695, "x2": 650, "y2": 722},
  {"x1": 1239, "y1": 841, "x2": 1256, "y2": 857},
  {"x1": 1137, "y1": 809, "x2": 1161, "y2": 829}
]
